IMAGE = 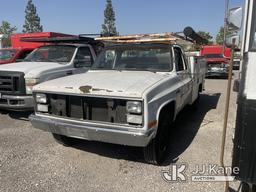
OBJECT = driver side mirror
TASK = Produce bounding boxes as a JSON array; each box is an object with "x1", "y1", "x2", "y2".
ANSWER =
[{"x1": 227, "y1": 7, "x2": 243, "y2": 32}]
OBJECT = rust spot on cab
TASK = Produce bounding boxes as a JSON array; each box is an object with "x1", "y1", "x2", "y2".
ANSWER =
[{"x1": 79, "y1": 85, "x2": 92, "y2": 93}]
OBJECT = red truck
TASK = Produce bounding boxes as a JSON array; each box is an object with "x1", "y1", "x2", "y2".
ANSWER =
[
  {"x1": 0, "y1": 32, "x2": 74, "y2": 65},
  {"x1": 0, "y1": 47, "x2": 35, "y2": 65},
  {"x1": 200, "y1": 45, "x2": 231, "y2": 78}
]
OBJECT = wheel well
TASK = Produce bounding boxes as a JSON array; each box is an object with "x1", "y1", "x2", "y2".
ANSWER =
[{"x1": 159, "y1": 101, "x2": 175, "y2": 122}]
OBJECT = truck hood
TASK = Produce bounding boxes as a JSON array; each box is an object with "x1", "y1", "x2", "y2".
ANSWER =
[
  {"x1": 0, "y1": 62, "x2": 66, "y2": 78},
  {"x1": 34, "y1": 70, "x2": 168, "y2": 98}
]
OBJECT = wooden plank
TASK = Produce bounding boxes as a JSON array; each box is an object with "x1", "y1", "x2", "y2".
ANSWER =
[
  {"x1": 96, "y1": 32, "x2": 179, "y2": 40},
  {"x1": 110, "y1": 38, "x2": 178, "y2": 43}
]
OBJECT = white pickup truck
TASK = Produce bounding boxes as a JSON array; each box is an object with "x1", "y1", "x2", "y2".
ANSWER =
[
  {"x1": 30, "y1": 42, "x2": 205, "y2": 165},
  {"x1": 0, "y1": 43, "x2": 97, "y2": 110}
]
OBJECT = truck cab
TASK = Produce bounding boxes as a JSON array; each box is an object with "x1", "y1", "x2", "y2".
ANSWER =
[
  {"x1": 29, "y1": 39, "x2": 205, "y2": 165},
  {"x1": 0, "y1": 43, "x2": 96, "y2": 110}
]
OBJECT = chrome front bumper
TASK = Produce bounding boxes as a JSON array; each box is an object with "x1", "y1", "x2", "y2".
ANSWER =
[
  {"x1": 0, "y1": 94, "x2": 34, "y2": 110},
  {"x1": 29, "y1": 114, "x2": 154, "y2": 147}
]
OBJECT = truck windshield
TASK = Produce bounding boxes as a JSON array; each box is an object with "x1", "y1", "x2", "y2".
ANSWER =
[
  {"x1": 24, "y1": 45, "x2": 76, "y2": 63},
  {"x1": 91, "y1": 44, "x2": 172, "y2": 72},
  {"x1": 205, "y1": 54, "x2": 224, "y2": 58},
  {"x1": 0, "y1": 49, "x2": 17, "y2": 61}
]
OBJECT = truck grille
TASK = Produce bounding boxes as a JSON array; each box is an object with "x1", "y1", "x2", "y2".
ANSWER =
[
  {"x1": 207, "y1": 62, "x2": 223, "y2": 68},
  {"x1": 0, "y1": 71, "x2": 26, "y2": 95},
  {"x1": 42, "y1": 94, "x2": 128, "y2": 124}
]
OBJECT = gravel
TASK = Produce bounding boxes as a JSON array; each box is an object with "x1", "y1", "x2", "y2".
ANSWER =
[{"x1": 0, "y1": 73, "x2": 240, "y2": 192}]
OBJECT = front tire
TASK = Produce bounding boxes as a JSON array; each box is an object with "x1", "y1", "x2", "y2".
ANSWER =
[{"x1": 143, "y1": 108, "x2": 172, "y2": 165}]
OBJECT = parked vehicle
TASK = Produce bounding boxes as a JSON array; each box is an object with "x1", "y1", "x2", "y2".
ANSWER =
[
  {"x1": 233, "y1": 51, "x2": 241, "y2": 70},
  {"x1": 0, "y1": 47, "x2": 34, "y2": 64},
  {"x1": 0, "y1": 37, "x2": 99, "y2": 111},
  {"x1": 30, "y1": 34, "x2": 206, "y2": 165},
  {"x1": 200, "y1": 45, "x2": 231, "y2": 78},
  {"x1": 11, "y1": 32, "x2": 74, "y2": 49},
  {"x1": 0, "y1": 32, "x2": 74, "y2": 65},
  {"x1": 226, "y1": 1, "x2": 256, "y2": 191}
]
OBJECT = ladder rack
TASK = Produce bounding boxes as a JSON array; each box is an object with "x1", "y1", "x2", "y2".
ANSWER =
[{"x1": 94, "y1": 32, "x2": 194, "y2": 45}]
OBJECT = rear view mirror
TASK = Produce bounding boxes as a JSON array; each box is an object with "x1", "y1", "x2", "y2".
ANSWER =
[{"x1": 227, "y1": 7, "x2": 243, "y2": 32}]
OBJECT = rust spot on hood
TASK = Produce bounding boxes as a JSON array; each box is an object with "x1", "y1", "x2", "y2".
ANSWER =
[
  {"x1": 92, "y1": 88, "x2": 113, "y2": 92},
  {"x1": 80, "y1": 86, "x2": 123, "y2": 93},
  {"x1": 79, "y1": 85, "x2": 92, "y2": 93}
]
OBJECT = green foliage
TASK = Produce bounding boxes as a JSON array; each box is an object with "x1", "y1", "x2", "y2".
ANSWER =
[
  {"x1": 190, "y1": 31, "x2": 214, "y2": 51},
  {"x1": 0, "y1": 21, "x2": 17, "y2": 35},
  {"x1": 23, "y1": 0, "x2": 43, "y2": 33},
  {"x1": 216, "y1": 26, "x2": 231, "y2": 45},
  {"x1": 0, "y1": 21, "x2": 17, "y2": 47},
  {"x1": 198, "y1": 31, "x2": 213, "y2": 45},
  {"x1": 101, "y1": 0, "x2": 118, "y2": 36},
  {"x1": 216, "y1": 27, "x2": 225, "y2": 45}
]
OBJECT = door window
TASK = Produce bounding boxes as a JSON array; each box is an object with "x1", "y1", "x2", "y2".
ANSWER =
[
  {"x1": 16, "y1": 50, "x2": 33, "y2": 62},
  {"x1": 74, "y1": 47, "x2": 93, "y2": 67},
  {"x1": 174, "y1": 47, "x2": 185, "y2": 71}
]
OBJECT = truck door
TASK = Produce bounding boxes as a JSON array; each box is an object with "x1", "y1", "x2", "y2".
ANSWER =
[
  {"x1": 73, "y1": 47, "x2": 94, "y2": 74},
  {"x1": 174, "y1": 47, "x2": 192, "y2": 109},
  {"x1": 181, "y1": 51, "x2": 193, "y2": 104},
  {"x1": 173, "y1": 46, "x2": 186, "y2": 111}
]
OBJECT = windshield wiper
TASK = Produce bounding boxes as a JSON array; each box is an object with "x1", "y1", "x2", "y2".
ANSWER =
[{"x1": 116, "y1": 68, "x2": 157, "y2": 73}]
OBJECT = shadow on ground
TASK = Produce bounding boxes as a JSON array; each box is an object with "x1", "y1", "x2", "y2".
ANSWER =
[
  {"x1": 66, "y1": 92, "x2": 221, "y2": 165},
  {"x1": 0, "y1": 110, "x2": 32, "y2": 121},
  {"x1": 163, "y1": 92, "x2": 221, "y2": 165}
]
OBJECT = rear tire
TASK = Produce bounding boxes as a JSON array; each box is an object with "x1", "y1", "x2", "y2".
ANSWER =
[
  {"x1": 143, "y1": 108, "x2": 172, "y2": 165},
  {"x1": 52, "y1": 133, "x2": 74, "y2": 146}
]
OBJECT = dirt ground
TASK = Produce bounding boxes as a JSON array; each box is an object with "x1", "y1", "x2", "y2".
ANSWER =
[{"x1": 0, "y1": 73, "x2": 240, "y2": 192}]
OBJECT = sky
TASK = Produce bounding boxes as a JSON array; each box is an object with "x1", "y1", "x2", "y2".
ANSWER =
[{"x1": 0, "y1": 0, "x2": 244, "y2": 39}]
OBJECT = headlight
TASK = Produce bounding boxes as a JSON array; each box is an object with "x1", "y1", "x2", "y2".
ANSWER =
[
  {"x1": 127, "y1": 114, "x2": 143, "y2": 125},
  {"x1": 126, "y1": 101, "x2": 142, "y2": 114},
  {"x1": 25, "y1": 78, "x2": 40, "y2": 94},
  {"x1": 37, "y1": 104, "x2": 48, "y2": 112},
  {"x1": 36, "y1": 93, "x2": 47, "y2": 103}
]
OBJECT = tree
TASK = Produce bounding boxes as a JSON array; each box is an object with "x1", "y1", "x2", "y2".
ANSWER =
[
  {"x1": 23, "y1": 0, "x2": 43, "y2": 33},
  {"x1": 216, "y1": 26, "x2": 231, "y2": 45},
  {"x1": 190, "y1": 31, "x2": 214, "y2": 51},
  {"x1": 0, "y1": 21, "x2": 17, "y2": 35},
  {"x1": 101, "y1": 0, "x2": 118, "y2": 36},
  {"x1": 0, "y1": 21, "x2": 17, "y2": 47},
  {"x1": 198, "y1": 31, "x2": 213, "y2": 45}
]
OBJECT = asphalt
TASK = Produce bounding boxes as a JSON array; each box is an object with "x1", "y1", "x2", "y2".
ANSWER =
[{"x1": 0, "y1": 73, "x2": 240, "y2": 192}]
